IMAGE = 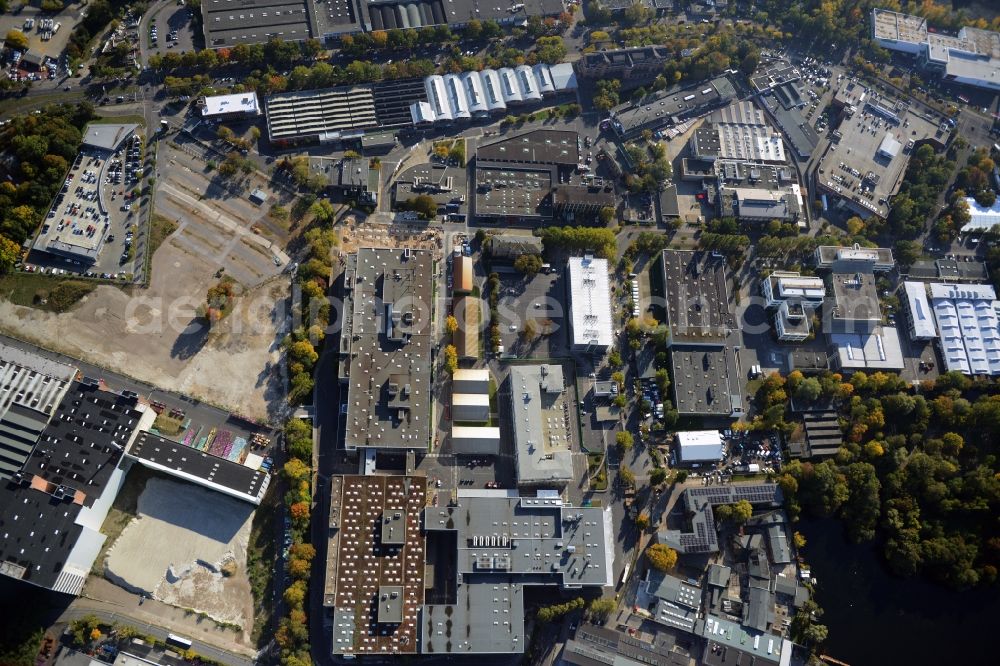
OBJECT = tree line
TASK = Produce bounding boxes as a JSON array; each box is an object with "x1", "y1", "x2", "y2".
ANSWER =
[
  {"x1": 0, "y1": 103, "x2": 96, "y2": 273},
  {"x1": 755, "y1": 369, "x2": 1000, "y2": 589}
]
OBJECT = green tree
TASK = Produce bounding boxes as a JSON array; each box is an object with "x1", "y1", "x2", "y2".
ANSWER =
[
  {"x1": 599, "y1": 206, "x2": 616, "y2": 225},
  {"x1": 405, "y1": 194, "x2": 438, "y2": 220},
  {"x1": 608, "y1": 349, "x2": 623, "y2": 369},
  {"x1": 513, "y1": 253, "x2": 543, "y2": 276},
  {"x1": 618, "y1": 463, "x2": 635, "y2": 487},
  {"x1": 310, "y1": 199, "x2": 337, "y2": 224},
  {"x1": 650, "y1": 468, "x2": 667, "y2": 486},
  {"x1": 616, "y1": 430, "x2": 634, "y2": 451},
  {"x1": 645, "y1": 544, "x2": 677, "y2": 571},
  {"x1": 587, "y1": 597, "x2": 616, "y2": 621},
  {"x1": 794, "y1": 377, "x2": 822, "y2": 403}
]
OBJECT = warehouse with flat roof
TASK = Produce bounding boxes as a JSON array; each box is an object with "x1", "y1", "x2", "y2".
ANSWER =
[
  {"x1": 339, "y1": 248, "x2": 433, "y2": 451},
  {"x1": 266, "y1": 85, "x2": 379, "y2": 146},
  {"x1": 567, "y1": 256, "x2": 613, "y2": 353},
  {"x1": 507, "y1": 364, "x2": 573, "y2": 487},
  {"x1": 675, "y1": 430, "x2": 725, "y2": 464}
]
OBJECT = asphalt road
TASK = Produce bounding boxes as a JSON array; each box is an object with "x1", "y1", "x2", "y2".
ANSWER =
[{"x1": 59, "y1": 606, "x2": 254, "y2": 666}]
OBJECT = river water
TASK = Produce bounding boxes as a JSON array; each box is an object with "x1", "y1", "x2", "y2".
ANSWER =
[{"x1": 796, "y1": 519, "x2": 996, "y2": 666}]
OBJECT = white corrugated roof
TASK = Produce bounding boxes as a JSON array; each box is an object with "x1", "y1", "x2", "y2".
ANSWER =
[
  {"x1": 201, "y1": 92, "x2": 259, "y2": 117},
  {"x1": 963, "y1": 197, "x2": 1000, "y2": 231},
  {"x1": 567, "y1": 256, "x2": 614, "y2": 349},
  {"x1": 903, "y1": 281, "x2": 937, "y2": 339},
  {"x1": 930, "y1": 283, "x2": 1000, "y2": 375},
  {"x1": 676, "y1": 430, "x2": 724, "y2": 462}
]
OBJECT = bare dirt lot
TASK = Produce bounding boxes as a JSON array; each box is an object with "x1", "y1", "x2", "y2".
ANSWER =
[
  {"x1": 0, "y1": 236, "x2": 289, "y2": 420},
  {"x1": 0, "y1": 137, "x2": 296, "y2": 419},
  {"x1": 104, "y1": 477, "x2": 255, "y2": 634}
]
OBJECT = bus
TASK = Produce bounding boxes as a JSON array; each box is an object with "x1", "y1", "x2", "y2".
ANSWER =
[
  {"x1": 618, "y1": 563, "x2": 630, "y2": 588},
  {"x1": 166, "y1": 634, "x2": 192, "y2": 650}
]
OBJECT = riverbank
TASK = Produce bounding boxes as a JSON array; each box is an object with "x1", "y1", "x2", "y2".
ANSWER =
[{"x1": 798, "y1": 519, "x2": 996, "y2": 665}]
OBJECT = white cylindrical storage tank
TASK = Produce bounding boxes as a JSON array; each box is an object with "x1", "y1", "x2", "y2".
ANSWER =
[
  {"x1": 498, "y1": 68, "x2": 523, "y2": 104},
  {"x1": 516, "y1": 65, "x2": 542, "y2": 102},
  {"x1": 461, "y1": 71, "x2": 488, "y2": 116},
  {"x1": 425, "y1": 75, "x2": 452, "y2": 122},
  {"x1": 533, "y1": 64, "x2": 555, "y2": 95},
  {"x1": 445, "y1": 74, "x2": 471, "y2": 120},
  {"x1": 479, "y1": 69, "x2": 506, "y2": 112}
]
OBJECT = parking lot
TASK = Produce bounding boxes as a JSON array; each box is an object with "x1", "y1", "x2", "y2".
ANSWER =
[
  {"x1": 28, "y1": 132, "x2": 146, "y2": 279},
  {"x1": 0, "y1": 4, "x2": 82, "y2": 65},
  {"x1": 146, "y1": 3, "x2": 198, "y2": 58},
  {"x1": 493, "y1": 270, "x2": 570, "y2": 358}
]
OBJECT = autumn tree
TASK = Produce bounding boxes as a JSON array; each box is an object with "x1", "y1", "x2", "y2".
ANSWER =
[{"x1": 646, "y1": 544, "x2": 677, "y2": 571}]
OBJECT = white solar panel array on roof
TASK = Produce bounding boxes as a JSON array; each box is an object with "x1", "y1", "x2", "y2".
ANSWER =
[{"x1": 930, "y1": 283, "x2": 1000, "y2": 375}]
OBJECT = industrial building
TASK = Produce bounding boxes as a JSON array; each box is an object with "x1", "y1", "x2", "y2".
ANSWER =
[
  {"x1": 962, "y1": 196, "x2": 1000, "y2": 232},
  {"x1": 635, "y1": 571, "x2": 701, "y2": 633},
  {"x1": 452, "y1": 392, "x2": 490, "y2": 422},
  {"x1": 761, "y1": 272, "x2": 825, "y2": 342},
  {"x1": 125, "y1": 432, "x2": 271, "y2": 505},
  {"x1": 266, "y1": 78, "x2": 426, "y2": 146},
  {"x1": 0, "y1": 348, "x2": 150, "y2": 596},
  {"x1": 567, "y1": 256, "x2": 614, "y2": 353},
  {"x1": 691, "y1": 101, "x2": 787, "y2": 164},
  {"x1": 507, "y1": 365, "x2": 573, "y2": 487},
  {"x1": 0, "y1": 346, "x2": 76, "y2": 479},
  {"x1": 929, "y1": 282, "x2": 1000, "y2": 375},
  {"x1": 576, "y1": 46, "x2": 671, "y2": 79},
  {"x1": 453, "y1": 297, "x2": 480, "y2": 361},
  {"x1": 900, "y1": 281, "x2": 938, "y2": 341},
  {"x1": 453, "y1": 255, "x2": 473, "y2": 294},
  {"x1": 472, "y1": 130, "x2": 599, "y2": 224},
  {"x1": 675, "y1": 430, "x2": 725, "y2": 465},
  {"x1": 659, "y1": 251, "x2": 744, "y2": 417},
  {"x1": 452, "y1": 368, "x2": 489, "y2": 394},
  {"x1": 814, "y1": 79, "x2": 950, "y2": 218},
  {"x1": 325, "y1": 475, "x2": 427, "y2": 656},
  {"x1": 308, "y1": 157, "x2": 379, "y2": 205},
  {"x1": 422, "y1": 492, "x2": 613, "y2": 654},
  {"x1": 202, "y1": 0, "x2": 565, "y2": 48},
  {"x1": 657, "y1": 485, "x2": 783, "y2": 555},
  {"x1": 720, "y1": 186, "x2": 801, "y2": 223},
  {"x1": 872, "y1": 9, "x2": 1000, "y2": 91},
  {"x1": 608, "y1": 75, "x2": 738, "y2": 140},
  {"x1": 266, "y1": 85, "x2": 379, "y2": 146},
  {"x1": 198, "y1": 92, "x2": 260, "y2": 119},
  {"x1": 339, "y1": 248, "x2": 433, "y2": 451},
  {"x1": 410, "y1": 64, "x2": 576, "y2": 126},
  {"x1": 487, "y1": 234, "x2": 544, "y2": 260},
  {"x1": 449, "y1": 426, "x2": 500, "y2": 454},
  {"x1": 561, "y1": 624, "x2": 690, "y2": 666}
]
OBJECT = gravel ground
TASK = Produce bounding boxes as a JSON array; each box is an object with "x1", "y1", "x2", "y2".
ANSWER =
[
  {"x1": 0, "y1": 239, "x2": 289, "y2": 420},
  {"x1": 104, "y1": 477, "x2": 255, "y2": 632}
]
